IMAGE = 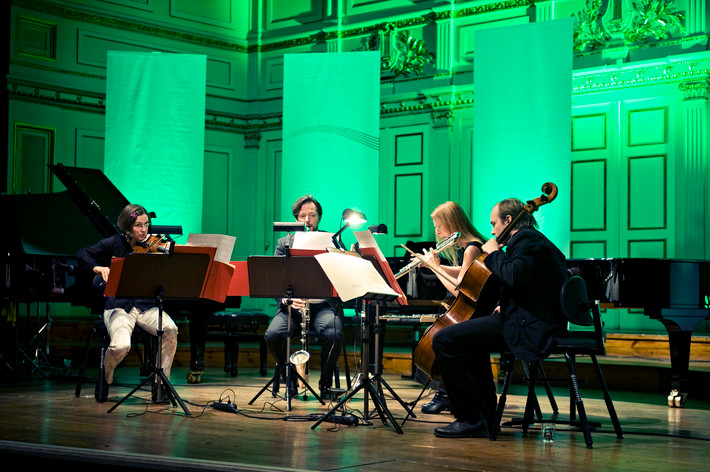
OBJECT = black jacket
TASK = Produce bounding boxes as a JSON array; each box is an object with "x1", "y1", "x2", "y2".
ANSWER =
[
  {"x1": 76, "y1": 234, "x2": 155, "y2": 311},
  {"x1": 484, "y1": 228, "x2": 567, "y2": 361}
]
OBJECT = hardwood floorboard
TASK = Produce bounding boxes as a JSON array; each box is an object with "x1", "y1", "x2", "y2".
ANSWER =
[{"x1": 1, "y1": 364, "x2": 710, "y2": 471}]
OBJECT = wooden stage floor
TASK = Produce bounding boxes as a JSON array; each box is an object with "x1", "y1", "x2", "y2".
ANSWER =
[{"x1": 1, "y1": 364, "x2": 710, "y2": 471}]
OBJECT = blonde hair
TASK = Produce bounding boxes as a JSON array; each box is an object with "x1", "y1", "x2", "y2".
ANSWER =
[{"x1": 430, "y1": 201, "x2": 486, "y2": 264}]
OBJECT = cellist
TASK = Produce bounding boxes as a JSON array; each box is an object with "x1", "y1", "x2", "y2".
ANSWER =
[{"x1": 431, "y1": 197, "x2": 568, "y2": 439}]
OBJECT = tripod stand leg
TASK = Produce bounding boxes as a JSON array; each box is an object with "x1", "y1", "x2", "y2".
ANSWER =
[
  {"x1": 376, "y1": 374, "x2": 416, "y2": 422},
  {"x1": 107, "y1": 369, "x2": 190, "y2": 415},
  {"x1": 364, "y1": 380, "x2": 403, "y2": 434},
  {"x1": 250, "y1": 362, "x2": 324, "y2": 409},
  {"x1": 311, "y1": 380, "x2": 366, "y2": 430},
  {"x1": 107, "y1": 373, "x2": 154, "y2": 413},
  {"x1": 402, "y1": 379, "x2": 429, "y2": 425},
  {"x1": 291, "y1": 364, "x2": 324, "y2": 404},
  {"x1": 155, "y1": 370, "x2": 191, "y2": 415},
  {"x1": 311, "y1": 373, "x2": 407, "y2": 434},
  {"x1": 249, "y1": 363, "x2": 287, "y2": 404}
]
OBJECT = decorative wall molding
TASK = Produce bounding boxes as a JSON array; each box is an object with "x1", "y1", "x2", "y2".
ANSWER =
[
  {"x1": 8, "y1": 78, "x2": 106, "y2": 113},
  {"x1": 243, "y1": 131, "x2": 262, "y2": 149},
  {"x1": 679, "y1": 78, "x2": 710, "y2": 100},
  {"x1": 7, "y1": 75, "x2": 283, "y2": 132},
  {"x1": 13, "y1": 0, "x2": 248, "y2": 52},
  {"x1": 431, "y1": 109, "x2": 454, "y2": 129},
  {"x1": 13, "y1": 0, "x2": 706, "y2": 74},
  {"x1": 15, "y1": 14, "x2": 57, "y2": 61},
  {"x1": 573, "y1": 53, "x2": 710, "y2": 94}
]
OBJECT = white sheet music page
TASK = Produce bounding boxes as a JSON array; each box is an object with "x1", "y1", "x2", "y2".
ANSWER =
[
  {"x1": 353, "y1": 229, "x2": 408, "y2": 305},
  {"x1": 186, "y1": 233, "x2": 236, "y2": 264},
  {"x1": 314, "y1": 251, "x2": 399, "y2": 302},
  {"x1": 293, "y1": 231, "x2": 335, "y2": 250},
  {"x1": 353, "y1": 230, "x2": 386, "y2": 260}
]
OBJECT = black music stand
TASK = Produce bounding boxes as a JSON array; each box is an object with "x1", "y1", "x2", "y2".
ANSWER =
[
  {"x1": 310, "y1": 252, "x2": 414, "y2": 434},
  {"x1": 312, "y1": 294, "x2": 414, "y2": 433},
  {"x1": 106, "y1": 252, "x2": 211, "y2": 415},
  {"x1": 246, "y1": 255, "x2": 330, "y2": 411}
]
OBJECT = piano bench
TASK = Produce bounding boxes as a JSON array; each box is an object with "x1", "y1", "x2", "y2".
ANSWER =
[{"x1": 205, "y1": 311, "x2": 270, "y2": 377}]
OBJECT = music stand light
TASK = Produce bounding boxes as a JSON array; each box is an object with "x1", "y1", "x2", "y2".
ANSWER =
[
  {"x1": 332, "y1": 209, "x2": 366, "y2": 250},
  {"x1": 149, "y1": 224, "x2": 183, "y2": 236},
  {"x1": 369, "y1": 223, "x2": 388, "y2": 235},
  {"x1": 273, "y1": 222, "x2": 306, "y2": 233}
]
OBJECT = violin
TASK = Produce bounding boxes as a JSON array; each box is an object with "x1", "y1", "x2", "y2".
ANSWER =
[
  {"x1": 413, "y1": 182, "x2": 558, "y2": 380},
  {"x1": 134, "y1": 234, "x2": 173, "y2": 254}
]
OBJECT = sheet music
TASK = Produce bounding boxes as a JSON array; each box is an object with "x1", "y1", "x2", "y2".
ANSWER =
[
  {"x1": 314, "y1": 251, "x2": 400, "y2": 302},
  {"x1": 353, "y1": 229, "x2": 408, "y2": 305},
  {"x1": 293, "y1": 231, "x2": 335, "y2": 250},
  {"x1": 353, "y1": 230, "x2": 385, "y2": 260},
  {"x1": 186, "y1": 233, "x2": 236, "y2": 264}
]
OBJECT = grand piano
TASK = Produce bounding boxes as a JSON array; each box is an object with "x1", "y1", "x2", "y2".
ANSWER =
[
  {"x1": 567, "y1": 258, "x2": 710, "y2": 407},
  {"x1": 381, "y1": 256, "x2": 710, "y2": 407},
  {"x1": 1, "y1": 164, "x2": 240, "y2": 377}
]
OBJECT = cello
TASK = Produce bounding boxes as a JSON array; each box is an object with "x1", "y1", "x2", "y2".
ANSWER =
[{"x1": 412, "y1": 182, "x2": 558, "y2": 380}]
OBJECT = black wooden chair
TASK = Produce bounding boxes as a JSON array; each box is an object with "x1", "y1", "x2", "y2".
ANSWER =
[
  {"x1": 492, "y1": 274, "x2": 623, "y2": 448},
  {"x1": 74, "y1": 319, "x2": 153, "y2": 402}
]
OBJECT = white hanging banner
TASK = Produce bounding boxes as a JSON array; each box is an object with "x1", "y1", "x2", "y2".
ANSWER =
[{"x1": 105, "y1": 51, "x2": 207, "y2": 237}]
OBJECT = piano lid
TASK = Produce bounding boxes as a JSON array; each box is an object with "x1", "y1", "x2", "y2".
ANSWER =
[
  {"x1": 2, "y1": 164, "x2": 129, "y2": 258},
  {"x1": 5, "y1": 191, "x2": 107, "y2": 258},
  {"x1": 49, "y1": 164, "x2": 129, "y2": 238}
]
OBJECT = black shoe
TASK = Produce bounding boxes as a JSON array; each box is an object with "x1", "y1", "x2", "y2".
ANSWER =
[
  {"x1": 320, "y1": 387, "x2": 345, "y2": 401},
  {"x1": 421, "y1": 391, "x2": 451, "y2": 414},
  {"x1": 434, "y1": 419, "x2": 489, "y2": 438},
  {"x1": 286, "y1": 374, "x2": 299, "y2": 399},
  {"x1": 95, "y1": 378, "x2": 109, "y2": 403}
]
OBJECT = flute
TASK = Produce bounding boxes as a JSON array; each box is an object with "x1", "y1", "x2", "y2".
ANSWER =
[{"x1": 394, "y1": 231, "x2": 460, "y2": 279}]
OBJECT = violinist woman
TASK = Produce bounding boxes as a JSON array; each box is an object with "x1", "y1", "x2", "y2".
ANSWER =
[
  {"x1": 416, "y1": 201, "x2": 487, "y2": 414},
  {"x1": 76, "y1": 203, "x2": 178, "y2": 403}
]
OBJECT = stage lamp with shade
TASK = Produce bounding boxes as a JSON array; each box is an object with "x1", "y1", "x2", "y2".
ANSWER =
[
  {"x1": 368, "y1": 224, "x2": 388, "y2": 235},
  {"x1": 273, "y1": 222, "x2": 307, "y2": 233},
  {"x1": 332, "y1": 208, "x2": 367, "y2": 250}
]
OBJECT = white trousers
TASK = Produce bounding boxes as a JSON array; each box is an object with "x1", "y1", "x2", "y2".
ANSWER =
[{"x1": 102, "y1": 306, "x2": 178, "y2": 384}]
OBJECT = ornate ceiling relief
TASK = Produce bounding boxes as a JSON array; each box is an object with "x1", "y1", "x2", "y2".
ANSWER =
[
  {"x1": 361, "y1": 23, "x2": 435, "y2": 78},
  {"x1": 574, "y1": 0, "x2": 686, "y2": 52}
]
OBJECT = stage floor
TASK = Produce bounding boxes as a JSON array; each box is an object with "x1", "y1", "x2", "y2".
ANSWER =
[{"x1": 1, "y1": 364, "x2": 710, "y2": 471}]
